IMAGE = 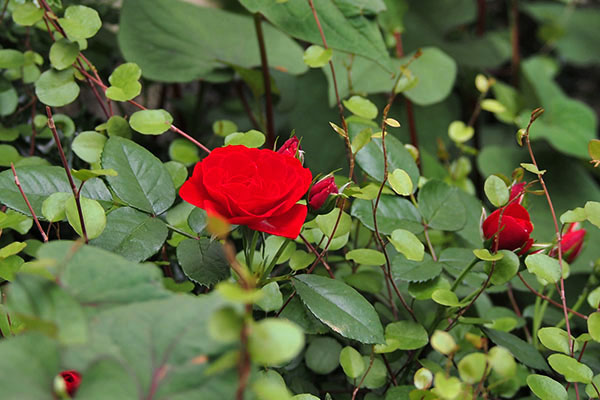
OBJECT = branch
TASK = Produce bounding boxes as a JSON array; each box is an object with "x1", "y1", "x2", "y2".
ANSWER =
[{"x1": 10, "y1": 164, "x2": 48, "y2": 242}]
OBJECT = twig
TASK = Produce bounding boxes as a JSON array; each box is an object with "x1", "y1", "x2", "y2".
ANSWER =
[
  {"x1": 46, "y1": 106, "x2": 88, "y2": 243},
  {"x1": 28, "y1": 95, "x2": 37, "y2": 156},
  {"x1": 307, "y1": 0, "x2": 355, "y2": 180},
  {"x1": 523, "y1": 108, "x2": 574, "y2": 354},
  {"x1": 516, "y1": 272, "x2": 586, "y2": 320},
  {"x1": 422, "y1": 224, "x2": 437, "y2": 261},
  {"x1": 10, "y1": 164, "x2": 48, "y2": 242},
  {"x1": 253, "y1": 13, "x2": 275, "y2": 148},
  {"x1": 299, "y1": 233, "x2": 335, "y2": 278},
  {"x1": 351, "y1": 351, "x2": 375, "y2": 400}
]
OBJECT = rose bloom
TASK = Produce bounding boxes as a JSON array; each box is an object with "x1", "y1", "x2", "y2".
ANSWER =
[
  {"x1": 309, "y1": 176, "x2": 338, "y2": 210},
  {"x1": 180, "y1": 145, "x2": 312, "y2": 239},
  {"x1": 59, "y1": 370, "x2": 81, "y2": 397},
  {"x1": 482, "y1": 203, "x2": 533, "y2": 251}
]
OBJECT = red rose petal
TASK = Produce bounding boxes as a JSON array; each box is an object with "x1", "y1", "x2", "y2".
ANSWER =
[{"x1": 246, "y1": 203, "x2": 308, "y2": 239}]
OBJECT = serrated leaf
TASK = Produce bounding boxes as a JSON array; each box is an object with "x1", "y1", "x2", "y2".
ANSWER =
[
  {"x1": 418, "y1": 179, "x2": 466, "y2": 231},
  {"x1": 293, "y1": 274, "x2": 384, "y2": 344},
  {"x1": 392, "y1": 256, "x2": 442, "y2": 282},
  {"x1": 176, "y1": 238, "x2": 230, "y2": 287}
]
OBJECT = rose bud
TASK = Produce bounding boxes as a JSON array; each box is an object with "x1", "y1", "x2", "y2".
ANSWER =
[
  {"x1": 277, "y1": 136, "x2": 302, "y2": 159},
  {"x1": 482, "y1": 203, "x2": 533, "y2": 251},
  {"x1": 57, "y1": 370, "x2": 82, "y2": 397},
  {"x1": 549, "y1": 222, "x2": 586, "y2": 263},
  {"x1": 309, "y1": 176, "x2": 338, "y2": 210},
  {"x1": 509, "y1": 182, "x2": 526, "y2": 205}
]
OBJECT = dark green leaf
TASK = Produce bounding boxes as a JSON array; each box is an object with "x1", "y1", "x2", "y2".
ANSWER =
[
  {"x1": 483, "y1": 328, "x2": 549, "y2": 371},
  {"x1": 418, "y1": 179, "x2": 466, "y2": 231},
  {"x1": 177, "y1": 238, "x2": 230, "y2": 287},
  {"x1": 351, "y1": 195, "x2": 423, "y2": 235}
]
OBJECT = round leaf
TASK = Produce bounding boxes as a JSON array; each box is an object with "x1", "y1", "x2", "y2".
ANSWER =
[
  {"x1": 35, "y1": 68, "x2": 80, "y2": 107},
  {"x1": 385, "y1": 320, "x2": 428, "y2": 350},
  {"x1": 303, "y1": 45, "x2": 332, "y2": 68},
  {"x1": 59, "y1": 5, "x2": 102, "y2": 40},
  {"x1": 305, "y1": 337, "x2": 342, "y2": 375},
  {"x1": 458, "y1": 352, "x2": 487, "y2": 384},
  {"x1": 343, "y1": 96, "x2": 378, "y2": 120},
  {"x1": 339, "y1": 346, "x2": 365, "y2": 379},
  {"x1": 105, "y1": 62, "x2": 142, "y2": 101},
  {"x1": 169, "y1": 138, "x2": 200, "y2": 166},
  {"x1": 588, "y1": 312, "x2": 600, "y2": 343},
  {"x1": 224, "y1": 130, "x2": 265, "y2": 148},
  {"x1": 65, "y1": 195, "x2": 106, "y2": 240},
  {"x1": 248, "y1": 318, "x2": 304, "y2": 366},
  {"x1": 483, "y1": 250, "x2": 519, "y2": 285},
  {"x1": 448, "y1": 120, "x2": 474, "y2": 143},
  {"x1": 525, "y1": 254, "x2": 561, "y2": 285},
  {"x1": 49, "y1": 39, "x2": 79, "y2": 71},
  {"x1": 129, "y1": 109, "x2": 173, "y2": 135},
  {"x1": 41, "y1": 192, "x2": 71, "y2": 222},
  {"x1": 12, "y1": 3, "x2": 44, "y2": 26},
  {"x1": 71, "y1": 131, "x2": 107, "y2": 164},
  {"x1": 548, "y1": 353, "x2": 593, "y2": 383},
  {"x1": 527, "y1": 374, "x2": 567, "y2": 400},
  {"x1": 388, "y1": 168, "x2": 413, "y2": 196},
  {"x1": 389, "y1": 229, "x2": 424, "y2": 261},
  {"x1": 484, "y1": 175, "x2": 509, "y2": 207}
]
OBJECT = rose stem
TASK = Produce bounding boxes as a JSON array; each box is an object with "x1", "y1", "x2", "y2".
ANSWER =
[
  {"x1": 523, "y1": 108, "x2": 574, "y2": 354},
  {"x1": 46, "y1": 106, "x2": 88, "y2": 243},
  {"x1": 10, "y1": 164, "x2": 48, "y2": 242},
  {"x1": 253, "y1": 13, "x2": 275, "y2": 148}
]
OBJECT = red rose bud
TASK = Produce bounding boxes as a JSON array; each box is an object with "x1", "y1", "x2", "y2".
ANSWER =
[
  {"x1": 277, "y1": 136, "x2": 301, "y2": 158},
  {"x1": 549, "y1": 223, "x2": 586, "y2": 263},
  {"x1": 509, "y1": 182, "x2": 526, "y2": 205},
  {"x1": 482, "y1": 203, "x2": 533, "y2": 251},
  {"x1": 309, "y1": 176, "x2": 338, "y2": 210},
  {"x1": 59, "y1": 370, "x2": 81, "y2": 397}
]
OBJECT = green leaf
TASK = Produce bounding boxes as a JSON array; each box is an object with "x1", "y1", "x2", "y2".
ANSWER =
[
  {"x1": 484, "y1": 175, "x2": 509, "y2": 207},
  {"x1": 0, "y1": 124, "x2": 19, "y2": 141},
  {"x1": 585, "y1": 201, "x2": 600, "y2": 228},
  {"x1": 316, "y1": 208, "x2": 352, "y2": 238},
  {"x1": 212, "y1": 120, "x2": 238, "y2": 137},
  {"x1": 343, "y1": 96, "x2": 378, "y2": 120},
  {"x1": 560, "y1": 207, "x2": 587, "y2": 224},
  {"x1": 224, "y1": 130, "x2": 266, "y2": 148},
  {"x1": 483, "y1": 329, "x2": 549, "y2": 371},
  {"x1": 590, "y1": 139, "x2": 600, "y2": 161},
  {"x1": 488, "y1": 346, "x2": 517, "y2": 378},
  {"x1": 239, "y1": 0, "x2": 391, "y2": 70},
  {"x1": 65, "y1": 195, "x2": 106, "y2": 240},
  {"x1": 37, "y1": 241, "x2": 171, "y2": 306},
  {"x1": 49, "y1": 39, "x2": 79, "y2": 70},
  {"x1": 12, "y1": 3, "x2": 44, "y2": 26},
  {"x1": 75, "y1": 358, "x2": 138, "y2": 399},
  {"x1": 118, "y1": 0, "x2": 307, "y2": 82},
  {"x1": 401, "y1": 47, "x2": 457, "y2": 106},
  {"x1": 164, "y1": 161, "x2": 188, "y2": 188},
  {"x1": 418, "y1": 179, "x2": 466, "y2": 231},
  {"x1": 458, "y1": 353, "x2": 487, "y2": 384},
  {"x1": 71, "y1": 131, "x2": 107, "y2": 163},
  {"x1": 256, "y1": 282, "x2": 283, "y2": 312},
  {"x1": 527, "y1": 374, "x2": 567, "y2": 400},
  {"x1": 548, "y1": 354, "x2": 593, "y2": 384},
  {"x1": 129, "y1": 109, "x2": 173, "y2": 135},
  {"x1": 289, "y1": 250, "x2": 316, "y2": 271},
  {"x1": 525, "y1": 254, "x2": 561, "y2": 285},
  {"x1": 0, "y1": 256, "x2": 24, "y2": 281},
  {"x1": 351, "y1": 127, "x2": 372, "y2": 154},
  {"x1": 177, "y1": 238, "x2": 230, "y2": 287},
  {"x1": 389, "y1": 229, "x2": 424, "y2": 261},
  {"x1": 353, "y1": 126, "x2": 419, "y2": 191},
  {"x1": 293, "y1": 274, "x2": 384, "y2": 344},
  {"x1": 0, "y1": 49, "x2": 25, "y2": 68},
  {"x1": 41, "y1": 192, "x2": 71, "y2": 222},
  {"x1": 0, "y1": 80, "x2": 18, "y2": 116},
  {"x1": 305, "y1": 337, "x2": 342, "y2": 375},
  {"x1": 169, "y1": 138, "x2": 200, "y2": 166},
  {"x1": 587, "y1": 312, "x2": 600, "y2": 343},
  {"x1": 345, "y1": 249, "x2": 385, "y2": 266},
  {"x1": 432, "y1": 289, "x2": 462, "y2": 307},
  {"x1": 388, "y1": 168, "x2": 413, "y2": 196},
  {"x1": 520, "y1": 162, "x2": 546, "y2": 176},
  {"x1": 339, "y1": 346, "x2": 365, "y2": 379},
  {"x1": 0, "y1": 333, "x2": 60, "y2": 400},
  {"x1": 106, "y1": 115, "x2": 132, "y2": 138},
  {"x1": 101, "y1": 137, "x2": 176, "y2": 215},
  {"x1": 392, "y1": 256, "x2": 442, "y2": 282},
  {"x1": 248, "y1": 318, "x2": 304, "y2": 366},
  {"x1": 71, "y1": 168, "x2": 118, "y2": 181},
  {"x1": 35, "y1": 68, "x2": 80, "y2": 107},
  {"x1": 538, "y1": 327, "x2": 578, "y2": 355},
  {"x1": 303, "y1": 45, "x2": 333, "y2": 68},
  {"x1": 586, "y1": 375, "x2": 600, "y2": 399},
  {"x1": 90, "y1": 207, "x2": 168, "y2": 262},
  {"x1": 588, "y1": 287, "x2": 600, "y2": 309},
  {"x1": 473, "y1": 249, "x2": 504, "y2": 262},
  {"x1": 481, "y1": 99, "x2": 507, "y2": 114},
  {"x1": 483, "y1": 250, "x2": 519, "y2": 285},
  {"x1": 386, "y1": 320, "x2": 428, "y2": 350},
  {"x1": 0, "y1": 242, "x2": 26, "y2": 258},
  {"x1": 0, "y1": 166, "x2": 112, "y2": 217},
  {"x1": 430, "y1": 330, "x2": 457, "y2": 355},
  {"x1": 105, "y1": 62, "x2": 142, "y2": 101},
  {"x1": 59, "y1": 5, "x2": 102, "y2": 40},
  {"x1": 0, "y1": 144, "x2": 21, "y2": 166},
  {"x1": 351, "y1": 195, "x2": 422, "y2": 235}
]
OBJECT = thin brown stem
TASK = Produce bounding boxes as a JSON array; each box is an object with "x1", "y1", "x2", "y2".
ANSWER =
[
  {"x1": 507, "y1": 283, "x2": 532, "y2": 341},
  {"x1": 517, "y1": 272, "x2": 586, "y2": 320},
  {"x1": 352, "y1": 351, "x2": 375, "y2": 400},
  {"x1": 253, "y1": 13, "x2": 275, "y2": 148},
  {"x1": 28, "y1": 95, "x2": 37, "y2": 156},
  {"x1": 523, "y1": 108, "x2": 573, "y2": 354},
  {"x1": 299, "y1": 233, "x2": 335, "y2": 278},
  {"x1": 10, "y1": 164, "x2": 48, "y2": 242},
  {"x1": 46, "y1": 106, "x2": 88, "y2": 243},
  {"x1": 381, "y1": 354, "x2": 398, "y2": 386},
  {"x1": 422, "y1": 225, "x2": 437, "y2": 261},
  {"x1": 307, "y1": 0, "x2": 354, "y2": 180},
  {"x1": 476, "y1": 0, "x2": 486, "y2": 36}
]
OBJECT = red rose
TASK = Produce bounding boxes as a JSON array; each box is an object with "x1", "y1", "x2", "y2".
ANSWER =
[
  {"x1": 509, "y1": 182, "x2": 526, "y2": 205},
  {"x1": 59, "y1": 370, "x2": 81, "y2": 397},
  {"x1": 180, "y1": 145, "x2": 312, "y2": 239},
  {"x1": 482, "y1": 203, "x2": 533, "y2": 251},
  {"x1": 308, "y1": 176, "x2": 338, "y2": 210},
  {"x1": 550, "y1": 222, "x2": 586, "y2": 263}
]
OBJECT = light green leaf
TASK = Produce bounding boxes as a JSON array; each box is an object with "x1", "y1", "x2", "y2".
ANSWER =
[
  {"x1": 588, "y1": 312, "x2": 600, "y2": 343},
  {"x1": 65, "y1": 195, "x2": 106, "y2": 239},
  {"x1": 0, "y1": 49, "x2": 25, "y2": 68},
  {"x1": 458, "y1": 352, "x2": 487, "y2": 384},
  {"x1": 525, "y1": 254, "x2": 561, "y2": 285},
  {"x1": 432, "y1": 289, "x2": 462, "y2": 307},
  {"x1": 49, "y1": 39, "x2": 79, "y2": 70},
  {"x1": 212, "y1": 120, "x2": 238, "y2": 137},
  {"x1": 35, "y1": 68, "x2": 80, "y2": 107},
  {"x1": 224, "y1": 130, "x2": 265, "y2": 148},
  {"x1": 548, "y1": 353, "x2": 593, "y2": 383},
  {"x1": 520, "y1": 162, "x2": 546, "y2": 175},
  {"x1": 59, "y1": 5, "x2": 102, "y2": 40},
  {"x1": 71, "y1": 131, "x2": 106, "y2": 164},
  {"x1": 538, "y1": 327, "x2": 578, "y2": 355},
  {"x1": 483, "y1": 250, "x2": 519, "y2": 285},
  {"x1": 248, "y1": 318, "x2": 304, "y2": 366},
  {"x1": 527, "y1": 374, "x2": 567, "y2": 400},
  {"x1": 481, "y1": 99, "x2": 507, "y2": 114},
  {"x1": 289, "y1": 250, "x2": 316, "y2": 271},
  {"x1": 473, "y1": 249, "x2": 504, "y2": 262},
  {"x1": 105, "y1": 62, "x2": 142, "y2": 101},
  {"x1": 560, "y1": 207, "x2": 587, "y2": 224},
  {"x1": 339, "y1": 346, "x2": 365, "y2": 379},
  {"x1": 41, "y1": 192, "x2": 71, "y2": 222},
  {"x1": 12, "y1": 3, "x2": 44, "y2": 26},
  {"x1": 303, "y1": 45, "x2": 332, "y2": 68},
  {"x1": 389, "y1": 229, "x2": 424, "y2": 261},
  {"x1": 169, "y1": 138, "x2": 200, "y2": 166},
  {"x1": 106, "y1": 115, "x2": 132, "y2": 138},
  {"x1": 484, "y1": 175, "x2": 509, "y2": 207},
  {"x1": 129, "y1": 109, "x2": 173, "y2": 135},
  {"x1": 388, "y1": 168, "x2": 413, "y2": 196},
  {"x1": 386, "y1": 320, "x2": 428, "y2": 350},
  {"x1": 343, "y1": 96, "x2": 378, "y2": 120},
  {"x1": 345, "y1": 249, "x2": 385, "y2": 266},
  {"x1": 585, "y1": 201, "x2": 600, "y2": 228},
  {"x1": 315, "y1": 208, "x2": 352, "y2": 239}
]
